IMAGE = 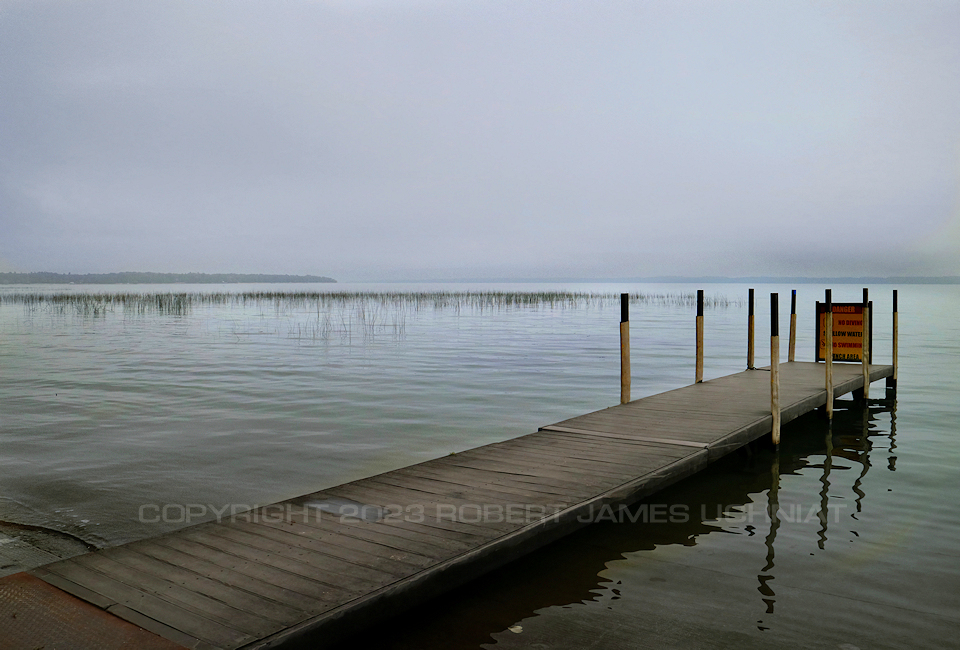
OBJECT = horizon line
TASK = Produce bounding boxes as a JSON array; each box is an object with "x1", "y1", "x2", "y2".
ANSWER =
[{"x1": 2, "y1": 271, "x2": 959, "y2": 285}]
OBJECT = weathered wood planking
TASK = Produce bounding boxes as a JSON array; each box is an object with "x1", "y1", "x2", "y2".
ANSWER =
[{"x1": 27, "y1": 361, "x2": 892, "y2": 650}]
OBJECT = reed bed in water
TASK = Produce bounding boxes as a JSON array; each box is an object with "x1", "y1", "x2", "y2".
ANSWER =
[
  {"x1": 0, "y1": 290, "x2": 742, "y2": 316},
  {"x1": 1, "y1": 291, "x2": 743, "y2": 341}
]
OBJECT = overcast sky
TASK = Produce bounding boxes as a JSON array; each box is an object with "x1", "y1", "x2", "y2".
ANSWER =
[{"x1": 1, "y1": 1, "x2": 958, "y2": 280}]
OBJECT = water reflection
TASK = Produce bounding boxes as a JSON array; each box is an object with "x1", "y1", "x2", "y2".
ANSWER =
[
  {"x1": 888, "y1": 397, "x2": 898, "y2": 471},
  {"x1": 333, "y1": 391, "x2": 899, "y2": 650},
  {"x1": 817, "y1": 423, "x2": 833, "y2": 550},
  {"x1": 851, "y1": 406, "x2": 872, "y2": 518},
  {"x1": 758, "y1": 456, "x2": 780, "y2": 616},
  {"x1": 753, "y1": 390, "x2": 897, "y2": 626}
]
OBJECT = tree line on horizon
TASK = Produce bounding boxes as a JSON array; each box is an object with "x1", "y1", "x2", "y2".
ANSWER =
[{"x1": 0, "y1": 272, "x2": 337, "y2": 284}]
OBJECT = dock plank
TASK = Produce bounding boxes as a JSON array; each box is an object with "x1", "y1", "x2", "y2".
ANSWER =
[
  {"x1": 108, "y1": 545, "x2": 305, "y2": 626},
  {"x1": 463, "y1": 442, "x2": 662, "y2": 471},
  {"x1": 397, "y1": 464, "x2": 582, "y2": 498},
  {"x1": 444, "y1": 446, "x2": 689, "y2": 479},
  {"x1": 345, "y1": 478, "x2": 538, "y2": 528},
  {"x1": 73, "y1": 550, "x2": 285, "y2": 638},
  {"x1": 129, "y1": 538, "x2": 323, "y2": 615},
  {"x1": 44, "y1": 559, "x2": 254, "y2": 648},
  {"x1": 366, "y1": 471, "x2": 573, "y2": 508},
  {"x1": 527, "y1": 429, "x2": 706, "y2": 453},
  {"x1": 434, "y1": 455, "x2": 621, "y2": 487},
  {"x1": 321, "y1": 483, "x2": 516, "y2": 537},
  {"x1": 151, "y1": 535, "x2": 350, "y2": 604},
  {"x1": 199, "y1": 524, "x2": 403, "y2": 585},
  {"x1": 177, "y1": 528, "x2": 386, "y2": 595},
  {"x1": 282, "y1": 506, "x2": 476, "y2": 556},
  {"x1": 234, "y1": 518, "x2": 435, "y2": 571}
]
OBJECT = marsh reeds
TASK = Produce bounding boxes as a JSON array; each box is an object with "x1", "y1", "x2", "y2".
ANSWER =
[
  {"x1": 1, "y1": 290, "x2": 741, "y2": 339},
  {"x1": 0, "y1": 290, "x2": 742, "y2": 313}
]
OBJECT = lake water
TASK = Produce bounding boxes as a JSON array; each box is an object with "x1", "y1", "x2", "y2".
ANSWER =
[{"x1": 1, "y1": 282, "x2": 957, "y2": 648}]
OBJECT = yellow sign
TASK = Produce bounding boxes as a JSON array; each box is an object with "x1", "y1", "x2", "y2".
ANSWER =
[{"x1": 817, "y1": 303, "x2": 869, "y2": 362}]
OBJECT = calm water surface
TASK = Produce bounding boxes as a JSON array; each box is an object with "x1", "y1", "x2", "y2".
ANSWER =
[{"x1": 1, "y1": 282, "x2": 957, "y2": 648}]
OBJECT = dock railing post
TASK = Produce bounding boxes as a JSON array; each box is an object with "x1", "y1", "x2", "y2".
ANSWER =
[
  {"x1": 862, "y1": 287, "x2": 870, "y2": 400},
  {"x1": 696, "y1": 289, "x2": 704, "y2": 384},
  {"x1": 825, "y1": 289, "x2": 834, "y2": 420},
  {"x1": 747, "y1": 288, "x2": 755, "y2": 369},
  {"x1": 888, "y1": 289, "x2": 898, "y2": 391},
  {"x1": 788, "y1": 289, "x2": 797, "y2": 363},
  {"x1": 771, "y1": 293, "x2": 780, "y2": 445},
  {"x1": 620, "y1": 293, "x2": 630, "y2": 404}
]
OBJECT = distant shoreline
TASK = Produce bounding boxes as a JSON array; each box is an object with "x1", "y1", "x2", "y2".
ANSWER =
[
  {"x1": 0, "y1": 272, "x2": 336, "y2": 284},
  {"x1": 385, "y1": 276, "x2": 960, "y2": 284},
  {"x1": 2, "y1": 272, "x2": 957, "y2": 285}
]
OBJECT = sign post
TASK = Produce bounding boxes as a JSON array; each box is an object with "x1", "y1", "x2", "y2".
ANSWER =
[
  {"x1": 824, "y1": 290, "x2": 833, "y2": 420},
  {"x1": 862, "y1": 288, "x2": 870, "y2": 399}
]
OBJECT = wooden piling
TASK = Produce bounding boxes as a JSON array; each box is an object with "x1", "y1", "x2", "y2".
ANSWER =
[
  {"x1": 771, "y1": 293, "x2": 780, "y2": 445},
  {"x1": 788, "y1": 289, "x2": 797, "y2": 363},
  {"x1": 825, "y1": 289, "x2": 834, "y2": 420},
  {"x1": 889, "y1": 289, "x2": 898, "y2": 390},
  {"x1": 696, "y1": 289, "x2": 704, "y2": 384},
  {"x1": 620, "y1": 293, "x2": 630, "y2": 404},
  {"x1": 862, "y1": 288, "x2": 870, "y2": 400},
  {"x1": 747, "y1": 288, "x2": 755, "y2": 370}
]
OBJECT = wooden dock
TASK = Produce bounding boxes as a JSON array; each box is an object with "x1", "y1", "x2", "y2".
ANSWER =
[{"x1": 7, "y1": 361, "x2": 892, "y2": 650}]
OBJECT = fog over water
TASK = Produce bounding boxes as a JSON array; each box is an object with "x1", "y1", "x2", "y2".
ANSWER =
[{"x1": 2, "y1": 1, "x2": 959, "y2": 280}]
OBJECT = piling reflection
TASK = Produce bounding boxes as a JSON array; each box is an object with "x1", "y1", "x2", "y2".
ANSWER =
[
  {"x1": 851, "y1": 405, "x2": 872, "y2": 518},
  {"x1": 333, "y1": 392, "x2": 899, "y2": 650},
  {"x1": 758, "y1": 456, "x2": 780, "y2": 615},
  {"x1": 888, "y1": 396, "x2": 898, "y2": 471},
  {"x1": 817, "y1": 423, "x2": 833, "y2": 550},
  {"x1": 752, "y1": 391, "x2": 898, "y2": 625}
]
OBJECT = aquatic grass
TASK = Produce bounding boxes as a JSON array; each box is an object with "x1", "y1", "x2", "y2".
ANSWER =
[
  {"x1": 282, "y1": 307, "x2": 408, "y2": 342},
  {"x1": 3, "y1": 290, "x2": 740, "y2": 343},
  {"x1": 0, "y1": 290, "x2": 741, "y2": 315}
]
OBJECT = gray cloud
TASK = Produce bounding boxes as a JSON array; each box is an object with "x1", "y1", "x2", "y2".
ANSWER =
[{"x1": 2, "y1": 0, "x2": 958, "y2": 279}]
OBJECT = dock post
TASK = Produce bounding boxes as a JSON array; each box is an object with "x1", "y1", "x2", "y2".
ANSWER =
[
  {"x1": 696, "y1": 289, "x2": 704, "y2": 384},
  {"x1": 747, "y1": 288, "x2": 755, "y2": 369},
  {"x1": 771, "y1": 293, "x2": 780, "y2": 444},
  {"x1": 620, "y1": 293, "x2": 630, "y2": 404},
  {"x1": 825, "y1": 289, "x2": 834, "y2": 420},
  {"x1": 788, "y1": 289, "x2": 797, "y2": 362},
  {"x1": 862, "y1": 288, "x2": 870, "y2": 400},
  {"x1": 888, "y1": 289, "x2": 898, "y2": 391}
]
